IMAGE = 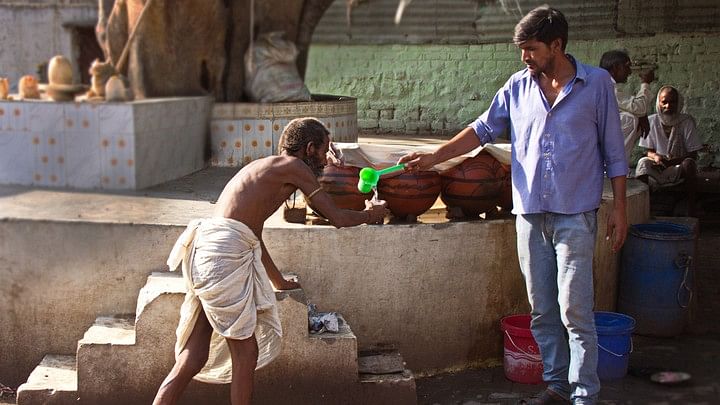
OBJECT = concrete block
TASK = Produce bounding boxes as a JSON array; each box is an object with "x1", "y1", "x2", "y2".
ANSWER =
[
  {"x1": 62, "y1": 271, "x2": 413, "y2": 404},
  {"x1": 16, "y1": 355, "x2": 78, "y2": 405},
  {"x1": 0, "y1": 97, "x2": 211, "y2": 190}
]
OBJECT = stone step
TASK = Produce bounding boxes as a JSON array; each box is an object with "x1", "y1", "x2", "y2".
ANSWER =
[
  {"x1": 19, "y1": 271, "x2": 415, "y2": 404},
  {"x1": 135, "y1": 271, "x2": 186, "y2": 317},
  {"x1": 16, "y1": 354, "x2": 78, "y2": 405},
  {"x1": 78, "y1": 315, "x2": 135, "y2": 346},
  {"x1": 136, "y1": 272, "x2": 313, "y2": 338},
  {"x1": 359, "y1": 350, "x2": 417, "y2": 405}
]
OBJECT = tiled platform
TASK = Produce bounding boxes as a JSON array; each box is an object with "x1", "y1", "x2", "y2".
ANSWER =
[
  {"x1": 0, "y1": 97, "x2": 211, "y2": 190},
  {"x1": 210, "y1": 95, "x2": 358, "y2": 167}
]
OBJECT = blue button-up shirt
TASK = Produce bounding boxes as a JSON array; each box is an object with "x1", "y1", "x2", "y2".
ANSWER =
[{"x1": 469, "y1": 55, "x2": 627, "y2": 215}]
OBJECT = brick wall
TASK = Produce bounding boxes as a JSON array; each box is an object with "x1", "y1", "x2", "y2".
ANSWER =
[{"x1": 305, "y1": 33, "x2": 720, "y2": 160}]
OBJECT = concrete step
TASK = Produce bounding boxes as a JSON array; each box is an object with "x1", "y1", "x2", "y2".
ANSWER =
[
  {"x1": 359, "y1": 369, "x2": 417, "y2": 405},
  {"x1": 358, "y1": 350, "x2": 417, "y2": 404},
  {"x1": 78, "y1": 315, "x2": 135, "y2": 346},
  {"x1": 16, "y1": 354, "x2": 78, "y2": 405},
  {"x1": 19, "y1": 271, "x2": 416, "y2": 404}
]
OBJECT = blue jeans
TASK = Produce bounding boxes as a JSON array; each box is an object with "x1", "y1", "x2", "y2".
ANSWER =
[{"x1": 516, "y1": 211, "x2": 600, "y2": 404}]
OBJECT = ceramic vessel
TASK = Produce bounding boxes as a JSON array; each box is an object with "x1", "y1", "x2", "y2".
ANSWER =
[
  {"x1": 378, "y1": 171, "x2": 441, "y2": 221},
  {"x1": 311, "y1": 165, "x2": 371, "y2": 213},
  {"x1": 440, "y1": 152, "x2": 506, "y2": 218}
]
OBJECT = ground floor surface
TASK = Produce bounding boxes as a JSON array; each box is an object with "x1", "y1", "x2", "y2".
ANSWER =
[{"x1": 416, "y1": 334, "x2": 720, "y2": 405}]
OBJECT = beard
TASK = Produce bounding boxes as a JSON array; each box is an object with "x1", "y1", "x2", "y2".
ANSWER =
[{"x1": 303, "y1": 155, "x2": 326, "y2": 177}]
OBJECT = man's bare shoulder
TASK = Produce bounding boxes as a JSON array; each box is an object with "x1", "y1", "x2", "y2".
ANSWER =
[{"x1": 240, "y1": 155, "x2": 297, "y2": 173}]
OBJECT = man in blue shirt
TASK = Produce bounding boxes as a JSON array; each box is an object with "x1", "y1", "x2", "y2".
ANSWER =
[{"x1": 400, "y1": 6, "x2": 627, "y2": 405}]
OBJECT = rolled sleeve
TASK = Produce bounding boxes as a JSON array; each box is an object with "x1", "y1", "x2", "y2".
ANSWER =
[{"x1": 468, "y1": 80, "x2": 511, "y2": 145}]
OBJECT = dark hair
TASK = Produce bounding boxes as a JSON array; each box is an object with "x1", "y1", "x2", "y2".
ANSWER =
[
  {"x1": 278, "y1": 117, "x2": 329, "y2": 154},
  {"x1": 513, "y1": 6, "x2": 568, "y2": 51},
  {"x1": 599, "y1": 50, "x2": 630, "y2": 72}
]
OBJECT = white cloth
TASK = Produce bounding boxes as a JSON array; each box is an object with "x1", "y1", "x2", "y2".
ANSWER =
[
  {"x1": 614, "y1": 81, "x2": 651, "y2": 161},
  {"x1": 167, "y1": 217, "x2": 282, "y2": 384},
  {"x1": 331, "y1": 142, "x2": 511, "y2": 172}
]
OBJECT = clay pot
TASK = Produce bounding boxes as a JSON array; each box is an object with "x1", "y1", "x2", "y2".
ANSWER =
[
  {"x1": 378, "y1": 171, "x2": 441, "y2": 221},
  {"x1": 311, "y1": 165, "x2": 371, "y2": 213},
  {"x1": 440, "y1": 152, "x2": 506, "y2": 218}
]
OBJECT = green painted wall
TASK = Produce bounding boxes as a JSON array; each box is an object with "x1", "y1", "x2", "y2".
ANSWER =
[{"x1": 306, "y1": 32, "x2": 720, "y2": 164}]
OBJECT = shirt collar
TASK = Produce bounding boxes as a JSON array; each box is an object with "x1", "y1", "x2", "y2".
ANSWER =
[
  {"x1": 521, "y1": 53, "x2": 585, "y2": 82},
  {"x1": 568, "y1": 54, "x2": 586, "y2": 82}
]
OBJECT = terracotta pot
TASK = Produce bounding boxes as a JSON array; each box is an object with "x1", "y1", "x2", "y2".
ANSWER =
[
  {"x1": 311, "y1": 165, "x2": 371, "y2": 213},
  {"x1": 378, "y1": 171, "x2": 441, "y2": 220},
  {"x1": 440, "y1": 152, "x2": 506, "y2": 218}
]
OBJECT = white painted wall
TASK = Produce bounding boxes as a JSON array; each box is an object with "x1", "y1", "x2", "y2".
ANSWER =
[{"x1": 0, "y1": 3, "x2": 97, "y2": 91}]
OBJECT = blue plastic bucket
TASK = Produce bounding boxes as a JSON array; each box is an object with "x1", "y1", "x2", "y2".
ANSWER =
[
  {"x1": 618, "y1": 222, "x2": 695, "y2": 336},
  {"x1": 595, "y1": 311, "x2": 635, "y2": 380}
]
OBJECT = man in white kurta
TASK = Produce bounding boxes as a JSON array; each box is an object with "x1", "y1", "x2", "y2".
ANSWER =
[
  {"x1": 636, "y1": 86, "x2": 703, "y2": 215},
  {"x1": 600, "y1": 49, "x2": 654, "y2": 162},
  {"x1": 636, "y1": 85, "x2": 703, "y2": 187}
]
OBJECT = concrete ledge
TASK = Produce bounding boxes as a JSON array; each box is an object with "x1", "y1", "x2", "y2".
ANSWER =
[{"x1": 0, "y1": 175, "x2": 650, "y2": 387}]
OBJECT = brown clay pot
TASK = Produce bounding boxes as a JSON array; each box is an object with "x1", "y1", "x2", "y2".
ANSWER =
[
  {"x1": 377, "y1": 171, "x2": 441, "y2": 220},
  {"x1": 440, "y1": 152, "x2": 506, "y2": 218},
  {"x1": 311, "y1": 165, "x2": 371, "y2": 212}
]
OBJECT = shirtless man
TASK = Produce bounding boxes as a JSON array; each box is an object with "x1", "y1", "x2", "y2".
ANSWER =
[{"x1": 153, "y1": 117, "x2": 388, "y2": 405}]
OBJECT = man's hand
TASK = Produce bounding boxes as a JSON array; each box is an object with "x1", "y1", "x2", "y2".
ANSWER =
[
  {"x1": 273, "y1": 277, "x2": 301, "y2": 291},
  {"x1": 639, "y1": 69, "x2": 655, "y2": 84},
  {"x1": 326, "y1": 142, "x2": 345, "y2": 166},
  {"x1": 364, "y1": 199, "x2": 388, "y2": 224},
  {"x1": 398, "y1": 151, "x2": 436, "y2": 172},
  {"x1": 637, "y1": 115, "x2": 650, "y2": 138},
  {"x1": 606, "y1": 207, "x2": 628, "y2": 253}
]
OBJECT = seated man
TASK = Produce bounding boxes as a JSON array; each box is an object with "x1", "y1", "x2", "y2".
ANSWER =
[
  {"x1": 599, "y1": 49, "x2": 654, "y2": 162},
  {"x1": 635, "y1": 85, "x2": 703, "y2": 214}
]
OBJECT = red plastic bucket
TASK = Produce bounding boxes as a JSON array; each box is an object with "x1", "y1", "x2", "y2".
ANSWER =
[{"x1": 500, "y1": 314, "x2": 543, "y2": 384}]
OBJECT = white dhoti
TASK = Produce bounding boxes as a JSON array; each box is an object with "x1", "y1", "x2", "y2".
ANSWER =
[
  {"x1": 634, "y1": 157, "x2": 686, "y2": 191},
  {"x1": 166, "y1": 217, "x2": 282, "y2": 384}
]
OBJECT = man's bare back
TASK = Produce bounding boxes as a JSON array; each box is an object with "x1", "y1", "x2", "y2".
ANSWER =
[{"x1": 213, "y1": 155, "x2": 317, "y2": 237}]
